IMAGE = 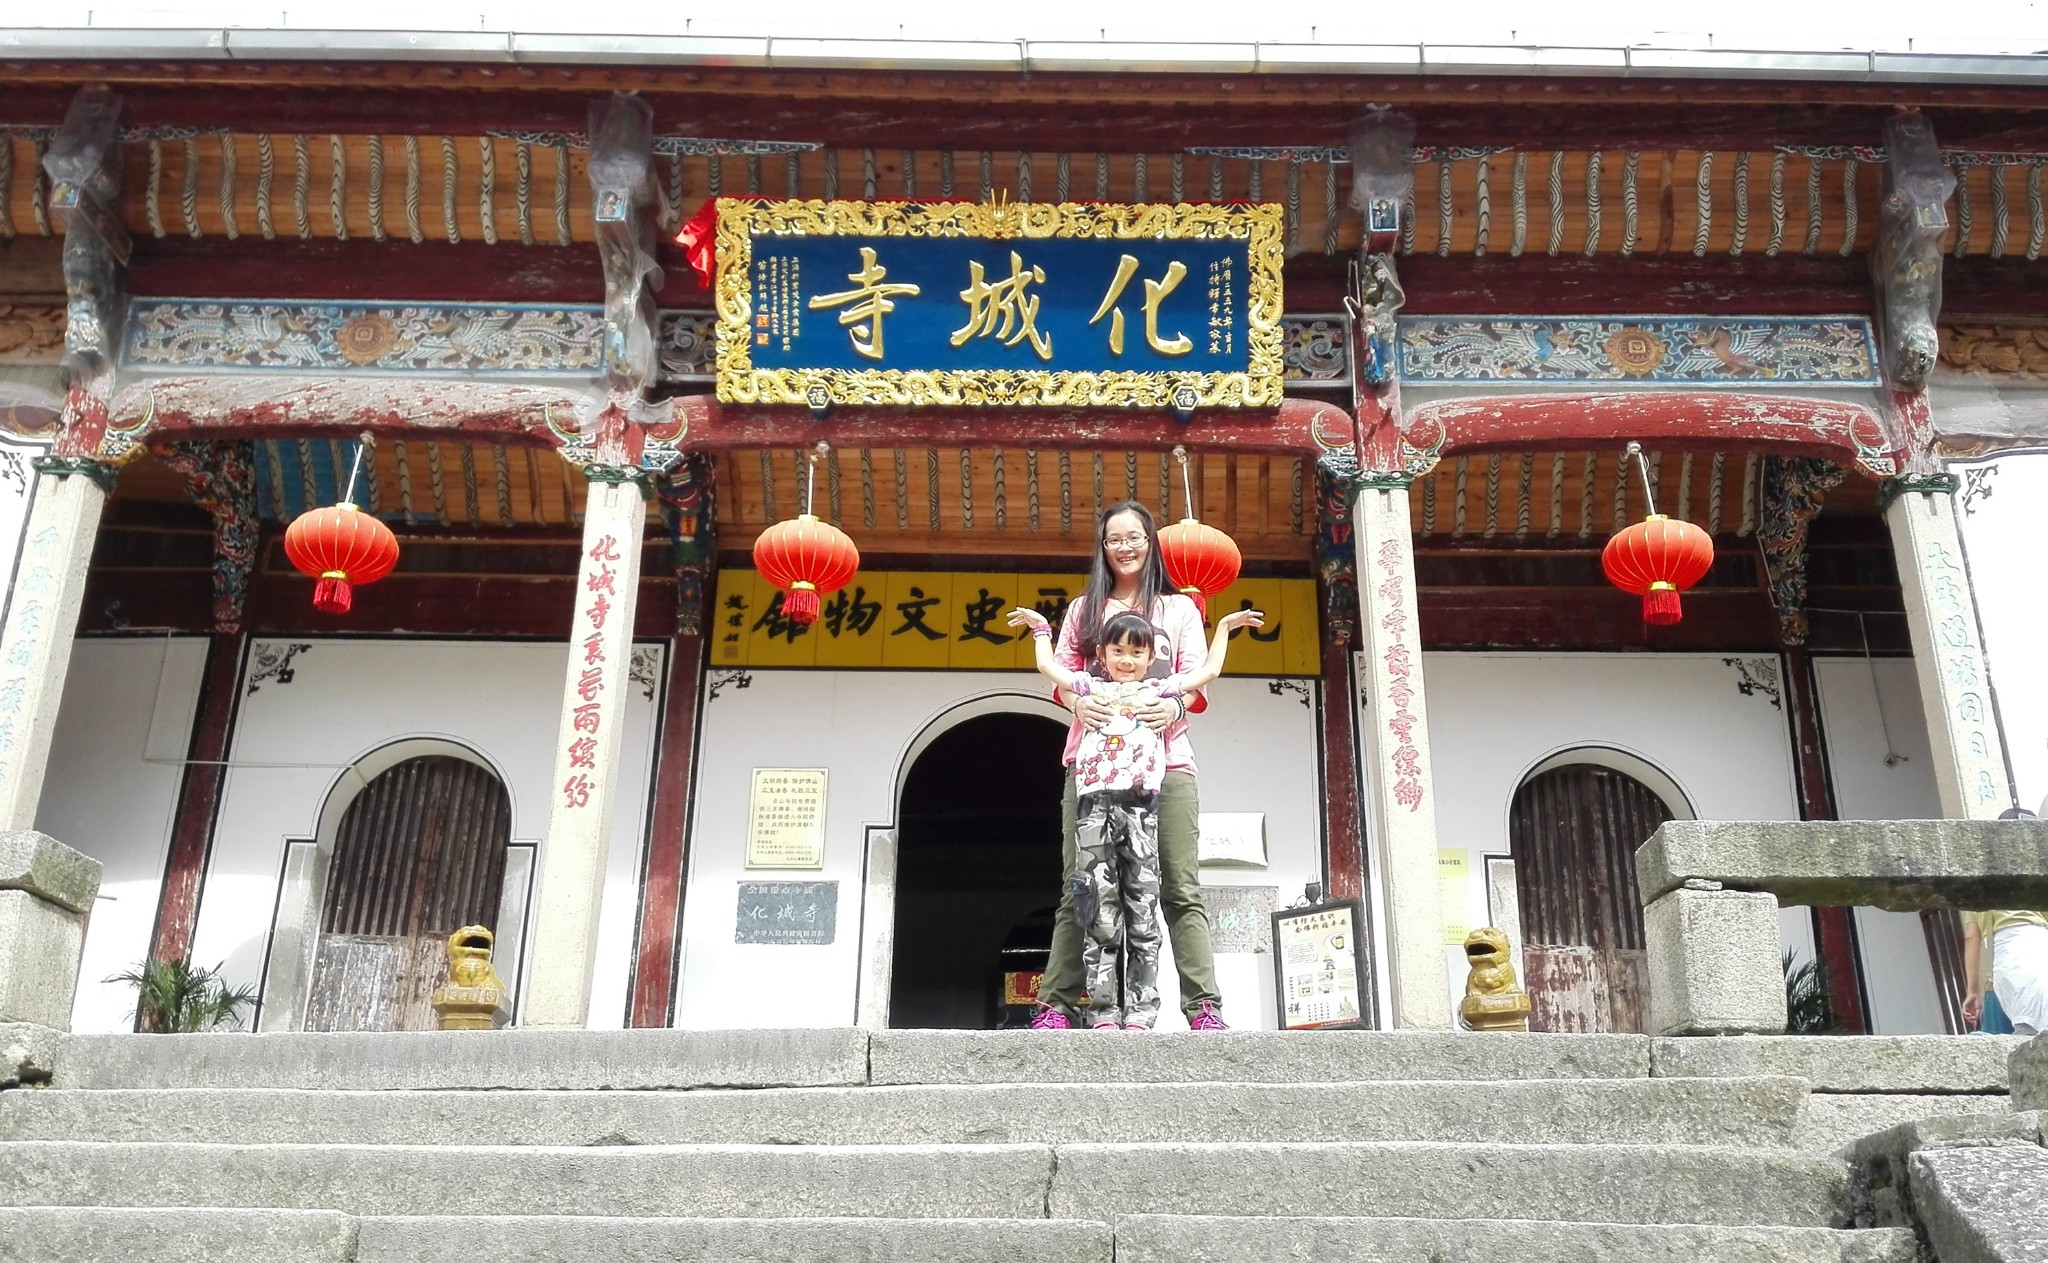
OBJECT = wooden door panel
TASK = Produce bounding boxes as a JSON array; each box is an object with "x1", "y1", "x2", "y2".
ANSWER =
[
  {"x1": 308, "y1": 755, "x2": 511, "y2": 1031},
  {"x1": 1510, "y1": 764, "x2": 1671, "y2": 1034}
]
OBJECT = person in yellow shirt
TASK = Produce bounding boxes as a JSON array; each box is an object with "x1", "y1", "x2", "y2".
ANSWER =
[{"x1": 1962, "y1": 909, "x2": 2048, "y2": 1036}]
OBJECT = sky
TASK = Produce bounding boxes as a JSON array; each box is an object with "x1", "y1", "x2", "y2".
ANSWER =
[{"x1": 12, "y1": 0, "x2": 2048, "y2": 53}]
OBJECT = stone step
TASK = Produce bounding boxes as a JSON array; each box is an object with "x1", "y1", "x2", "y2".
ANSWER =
[
  {"x1": 1047, "y1": 1142, "x2": 1848, "y2": 1226},
  {"x1": 0, "y1": 1210, "x2": 1919, "y2": 1263},
  {"x1": 0, "y1": 1140, "x2": 1847, "y2": 1226},
  {"x1": 52, "y1": 1027, "x2": 869, "y2": 1091},
  {"x1": 868, "y1": 1029, "x2": 1650, "y2": 1084},
  {"x1": 0, "y1": 1209, "x2": 1114, "y2": 1263},
  {"x1": 1112, "y1": 1216, "x2": 1918, "y2": 1263},
  {"x1": 0, "y1": 1077, "x2": 1807, "y2": 1148},
  {"x1": 47, "y1": 1027, "x2": 1652, "y2": 1091}
]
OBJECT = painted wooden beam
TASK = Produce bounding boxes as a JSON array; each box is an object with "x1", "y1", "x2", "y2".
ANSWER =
[
  {"x1": 8, "y1": 67, "x2": 2048, "y2": 136},
  {"x1": 671, "y1": 396, "x2": 1355, "y2": 458},
  {"x1": 1403, "y1": 392, "x2": 1893, "y2": 471}
]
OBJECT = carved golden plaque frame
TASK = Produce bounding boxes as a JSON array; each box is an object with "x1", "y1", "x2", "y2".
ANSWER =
[{"x1": 713, "y1": 198, "x2": 1286, "y2": 409}]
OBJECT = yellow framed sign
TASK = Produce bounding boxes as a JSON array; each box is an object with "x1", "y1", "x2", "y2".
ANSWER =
[
  {"x1": 713, "y1": 198, "x2": 1286, "y2": 410},
  {"x1": 712, "y1": 569, "x2": 1320, "y2": 677}
]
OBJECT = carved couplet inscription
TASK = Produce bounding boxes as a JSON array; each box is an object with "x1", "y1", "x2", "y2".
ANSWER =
[{"x1": 746, "y1": 767, "x2": 828, "y2": 869}]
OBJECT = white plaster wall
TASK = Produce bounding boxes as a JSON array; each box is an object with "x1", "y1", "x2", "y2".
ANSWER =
[
  {"x1": 1418, "y1": 652, "x2": 1808, "y2": 1011},
  {"x1": 1813, "y1": 655, "x2": 1947, "y2": 1034},
  {"x1": 678, "y1": 668, "x2": 1323, "y2": 1031},
  {"x1": 1954, "y1": 452, "x2": 2048, "y2": 817},
  {"x1": 37, "y1": 636, "x2": 208, "y2": 1033},
  {"x1": 190, "y1": 638, "x2": 660, "y2": 1029}
]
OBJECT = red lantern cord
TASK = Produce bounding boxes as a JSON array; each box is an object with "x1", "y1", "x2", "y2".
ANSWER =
[
  {"x1": 753, "y1": 442, "x2": 860, "y2": 627},
  {"x1": 1601, "y1": 441, "x2": 1714, "y2": 626},
  {"x1": 1157, "y1": 444, "x2": 1242, "y2": 619}
]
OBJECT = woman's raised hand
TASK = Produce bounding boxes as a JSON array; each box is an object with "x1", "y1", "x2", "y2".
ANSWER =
[
  {"x1": 1006, "y1": 606, "x2": 1051, "y2": 634},
  {"x1": 1215, "y1": 608, "x2": 1265, "y2": 635}
]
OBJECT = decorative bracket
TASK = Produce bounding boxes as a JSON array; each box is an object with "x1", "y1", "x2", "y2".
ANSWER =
[
  {"x1": 1873, "y1": 113, "x2": 1954, "y2": 392},
  {"x1": 1757, "y1": 457, "x2": 1848, "y2": 647},
  {"x1": 31, "y1": 453, "x2": 119, "y2": 493},
  {"x1": 1877, "y1": 471, "x2": 1960, "y2": 510}
]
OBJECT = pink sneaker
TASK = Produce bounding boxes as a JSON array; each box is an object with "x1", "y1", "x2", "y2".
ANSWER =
[
  {"x1": 1122, "y1": 1023, "x2": 1151, "y2": 1031},
  {"x1": 1187, "y1": 1001, "x2": 1228, "y2": 1031},
  {"x1": 1091, "y1": 1020, "x2": 1122, "y2": 1031},
  {"x1": 1029, "y1": 1007, "x2": 1072, "y2": 1030}
]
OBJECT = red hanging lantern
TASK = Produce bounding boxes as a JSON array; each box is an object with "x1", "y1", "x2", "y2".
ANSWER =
[
  {"x1": 284, "y1": 502, "x2": 399, "y2": 615},
  {"x1": 753, "y1": 513, "x2": 859, "y2": 626},
  {"x1": 1159, "y1": 518, "x2": 1242, "y2": 619},
  {"x1": 752, "y1": 443, "x2": 860, "y2": 626},
  {"x1": 1602, "y1": 441, "x2": 1715, "y2": 626},
  {"x1": 1157, "y1": 444, "x2": 1243, "y2": 619}
]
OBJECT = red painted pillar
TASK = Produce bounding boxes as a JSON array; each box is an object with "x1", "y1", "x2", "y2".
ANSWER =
[
  {"x1": 627, "y1": 631, "x2": 705, "y2": 1028},
  {"x1": 1321, "y1": 639, "x2": 1366, "y2": 902},
  {"x1": 146, "y1": 631, "x2": 246, "y2": 971},
  {"x1": 1782, "y1": 646, "x2": 1871, "y2": 1034}
]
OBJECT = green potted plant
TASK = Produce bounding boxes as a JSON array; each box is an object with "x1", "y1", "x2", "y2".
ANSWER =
[{"x1": 107, "y1": 956, "x2": 259, "y2": 1033}]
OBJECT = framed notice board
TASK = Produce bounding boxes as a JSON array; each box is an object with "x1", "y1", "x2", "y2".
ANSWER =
[{"x1": 1271, "y1": 897, "x2": 1369, "y2": 1031}]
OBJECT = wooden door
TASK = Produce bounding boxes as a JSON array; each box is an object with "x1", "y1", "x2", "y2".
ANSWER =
[
  {"x1": 307, "y1": 755, "x2": 511, "y2": 1031},
  {"x1": 1508, "y1": 763, "x2": 1673, "y2": 1034}
]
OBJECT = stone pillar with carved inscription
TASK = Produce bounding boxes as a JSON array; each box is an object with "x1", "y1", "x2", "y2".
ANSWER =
[
  {"x1": 0, "y1": 88, "x2": 129, "y2": 832},
  {"x1": 525, "y1": 470, "x2": 653, "y2": 1026},
  {"x1": 0, "y1": 463, "x2": 113, "y2": 831},
  {"x1": 1884, "y1": 477, "x2": 2013, "y2": 820},
  {"x1": 1352, "y1": 478, "x2": 1453, "y2": 1030}
]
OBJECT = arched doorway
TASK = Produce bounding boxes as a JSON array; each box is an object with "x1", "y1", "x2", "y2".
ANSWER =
[
  {"x1": 1508, "y1": 759, "x2": 1680, "y2": 1034},
  {"x1": 306, "y1": 754, "x2": 512, "y2": 1031},
  {"x1": 889, "y1": 711, "x2": 1068, "y2": 1028}
]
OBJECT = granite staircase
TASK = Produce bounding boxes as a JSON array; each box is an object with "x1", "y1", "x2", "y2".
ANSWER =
[{"x1": 0, "y1": 1027, "x2": 2031, "y2": 1262}]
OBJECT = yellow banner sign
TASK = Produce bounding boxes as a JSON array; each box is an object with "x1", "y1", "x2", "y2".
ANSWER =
[{"x1": 712, "y1": 570, "x2": 1320, "y2": 677}]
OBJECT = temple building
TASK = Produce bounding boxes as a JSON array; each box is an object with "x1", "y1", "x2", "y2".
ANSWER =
[{"x1": 2, "y1": 22, "x2": 2044, "y2": 1041}]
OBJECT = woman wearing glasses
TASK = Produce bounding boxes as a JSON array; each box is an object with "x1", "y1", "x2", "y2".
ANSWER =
[{"x1": 1024, "y1": 499, "x2": 1229, "y2": 1031}]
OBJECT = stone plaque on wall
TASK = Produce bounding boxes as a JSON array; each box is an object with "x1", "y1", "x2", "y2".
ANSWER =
[
  {"x1": 734, "y1": 881, "x2": 838, "y2": 945},
  {"x1": 1204, "y1": 884, "x2": 1277, "y2": 954}
]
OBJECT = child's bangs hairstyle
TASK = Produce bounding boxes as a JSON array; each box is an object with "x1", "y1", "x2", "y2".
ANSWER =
[{"x1": 1097, "y1": 611, "x2": 1158, "y2": 653}]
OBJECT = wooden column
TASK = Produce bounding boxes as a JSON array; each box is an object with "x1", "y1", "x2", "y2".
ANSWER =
[
  {"x1": 525, "y1": 473, "x2": 652, "y2": 1028},
  {"x1": 145, "y1": 631, "x2": 247, "y2": 970},
  {"x1": 1353, "y1": 481, "x2": 1452, "y2": 1030},
  {"x1": 1884, "y1": 481, "x2": 2014, "y2": 819},
  {"x1": 1320, "y1": 641, "x2": 1366, "y2": 903},
  {"x1": 1781, "y1": 645, "x2": 1870, "y2": 1034},
  {"x1": 628, "y1": 632, "x2": 704, "y2": 1027}
]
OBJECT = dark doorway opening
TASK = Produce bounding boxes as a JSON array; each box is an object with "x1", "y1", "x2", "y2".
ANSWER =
[
  {"x1": 889, "y1": 710, "x2": 1068, "y2": 1028},
  {"x1": 1508, "y1": 761, "x2": 1675, "y2": 1034}
]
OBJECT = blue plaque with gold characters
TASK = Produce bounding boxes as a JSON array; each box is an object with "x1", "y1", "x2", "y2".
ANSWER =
[{"x1": 713, "y1": 197, "x2": 1285, "y2": 409}]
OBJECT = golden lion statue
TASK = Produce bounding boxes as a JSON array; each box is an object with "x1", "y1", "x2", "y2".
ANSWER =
[
  {"x1": 1459, "y1": 926, "x2": 1532, "y2": 1032},
  {"x1": 432, "y1": 924, "x2": 509, "y2": 1030}
]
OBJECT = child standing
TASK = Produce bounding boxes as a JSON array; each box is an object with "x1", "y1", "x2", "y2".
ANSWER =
[{"x1": 1007, "y1": 604, "x2": 1262, "y2": 1029}]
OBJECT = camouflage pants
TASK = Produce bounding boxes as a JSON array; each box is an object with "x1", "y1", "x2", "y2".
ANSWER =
[{"x1": 1072, "y1": 791, "x2": 1163, "y2": 1028}]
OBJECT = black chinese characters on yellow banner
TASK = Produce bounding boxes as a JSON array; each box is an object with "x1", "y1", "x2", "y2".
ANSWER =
[{"x1": 713, "y1": 569, "x2": 1318, "y2": 676}]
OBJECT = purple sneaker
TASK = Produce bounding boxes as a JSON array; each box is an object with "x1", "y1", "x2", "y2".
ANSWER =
[
  {"x1": 1029, "y1": 1006, "x2": 1073, "y2": 1030},
  {"x1": 1187, "y1": 1001, "x2": 1229, "y2": 1031}
]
